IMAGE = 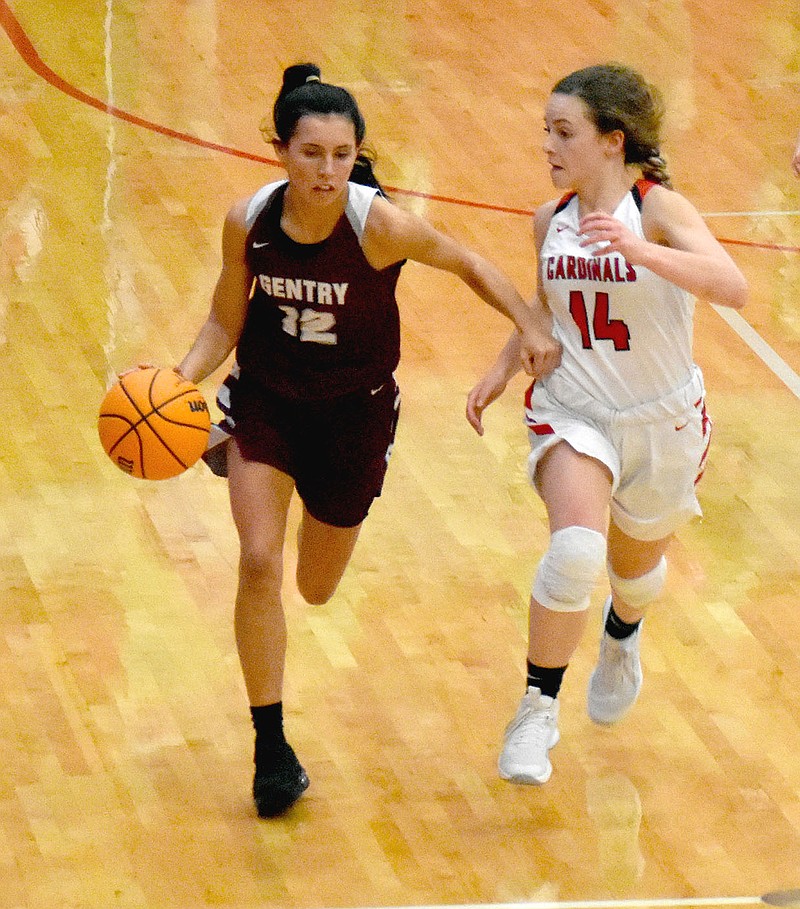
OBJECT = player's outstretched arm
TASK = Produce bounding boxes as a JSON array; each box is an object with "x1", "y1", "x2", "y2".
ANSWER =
[{"x1": 362, "y1": 197, "x2": 560, "y2": 379}]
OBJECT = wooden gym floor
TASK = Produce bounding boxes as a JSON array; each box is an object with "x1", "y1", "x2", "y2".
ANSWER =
[{"x1": 1, "y1": 1, "x2": 799, "y2": 907}]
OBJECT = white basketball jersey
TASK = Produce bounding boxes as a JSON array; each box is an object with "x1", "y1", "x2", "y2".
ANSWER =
[{"x1": 540, "y1": 181, "x2": 695, "y2": 410}]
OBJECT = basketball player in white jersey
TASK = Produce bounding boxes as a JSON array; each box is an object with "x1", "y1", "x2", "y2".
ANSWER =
[{"x1": 466, "y1": 64, "x2": 748, "y2": 785}]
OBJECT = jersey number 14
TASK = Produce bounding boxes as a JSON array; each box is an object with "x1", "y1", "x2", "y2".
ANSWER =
[{"x1": 569, "y1": 290, "x2": 631, "y2": 351}]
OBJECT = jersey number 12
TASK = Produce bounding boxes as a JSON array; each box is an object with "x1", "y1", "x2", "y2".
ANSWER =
[{"x1": 278, "y1": 305, "x2": 337, "y2": 345}]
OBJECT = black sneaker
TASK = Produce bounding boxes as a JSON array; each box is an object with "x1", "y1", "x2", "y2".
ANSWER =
[{"x1": 253, "y1": 741, "x2": 309, "y2": 818}]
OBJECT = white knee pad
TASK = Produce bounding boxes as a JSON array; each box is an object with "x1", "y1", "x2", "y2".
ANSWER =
[
  {"x1": 532, "y1": 526, "x2": 607, "y2": 613},
  {"x1": 607, "y1": 556, "x2": 667, "y2": 608}
]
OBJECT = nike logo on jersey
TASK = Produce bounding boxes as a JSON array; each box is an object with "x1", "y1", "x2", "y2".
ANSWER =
[
  {"x1": 675, "y1": 421, "x2": 689, "y2": 431},
  {"x1": 556, "y1": 225, "x2": 569, "y2": 232},
  {"x1": 370, "y1": 384, "x2": 385, "y2": 395},
  {"x1": 252, "y1": 241, "x2": 270, "y2": 249}
]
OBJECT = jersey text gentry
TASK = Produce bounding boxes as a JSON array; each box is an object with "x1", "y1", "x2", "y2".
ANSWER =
[{"x1": 256, "y1": 275, "x2": 349, "y2": 305}]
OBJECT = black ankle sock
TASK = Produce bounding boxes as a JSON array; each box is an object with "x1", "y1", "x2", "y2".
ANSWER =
[
  {"x1": 251, "y1": 702, "x2": 286, "y2": 755},
  {"x1": 526, "y1": 661, "x2": 566, "y2": 699},
  {"x1": 605, "y1": 603, "x2": 642, "y2": 640}
]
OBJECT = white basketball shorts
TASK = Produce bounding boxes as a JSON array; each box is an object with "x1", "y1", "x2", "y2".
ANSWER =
[{"x1": 524, "y1": 366, "x2": 711, "y2": 541}]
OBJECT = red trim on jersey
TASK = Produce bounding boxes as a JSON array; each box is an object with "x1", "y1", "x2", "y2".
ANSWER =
[
  {"x1": 558, "y1": 181, "x2": 655, "y2": 216},
  {"x1": 635, "y1": 178, "x2": 659, "y2": 197},
  {"x1": 553, "y1": 192, "x2": 577, "y2": 215}
]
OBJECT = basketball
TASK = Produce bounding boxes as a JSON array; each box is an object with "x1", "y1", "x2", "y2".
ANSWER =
[{"x1": 98, "y1": 367, "x2": 211, "y2": 480}]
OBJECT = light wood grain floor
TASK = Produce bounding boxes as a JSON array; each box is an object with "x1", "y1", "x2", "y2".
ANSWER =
[{"x1": 1, "y1": 1, "x2": 800, "y2": 907}]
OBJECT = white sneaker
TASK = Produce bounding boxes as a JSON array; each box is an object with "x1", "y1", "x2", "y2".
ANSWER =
[
  {"x1": 498, "y1": 686, "x2": 560, "y2": 784},
  {"x1": 587, "y1": 596, "x2": 643, "y2": 725}
]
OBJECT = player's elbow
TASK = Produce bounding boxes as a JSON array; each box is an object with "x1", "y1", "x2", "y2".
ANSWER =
[{"x1": 716, "y1": 272, "x2": 749, "y2": 310}]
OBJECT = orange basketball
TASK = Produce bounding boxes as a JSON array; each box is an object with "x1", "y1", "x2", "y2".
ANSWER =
[{"x1": 98, "y1": 367, "x2": 211, "y2": 480}]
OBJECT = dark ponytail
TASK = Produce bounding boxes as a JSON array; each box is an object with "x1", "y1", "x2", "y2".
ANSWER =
[
  {"x1": 265, "y1": 63, "x2": 388, "y2": 196},
  {"x1": 349, "y1": 150, "x2": 386, "y2": 196}
]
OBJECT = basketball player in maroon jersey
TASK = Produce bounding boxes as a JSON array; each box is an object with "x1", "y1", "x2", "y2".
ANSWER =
[{"x1": 176, "y1": 64, "x2": 560, "y2": 817}]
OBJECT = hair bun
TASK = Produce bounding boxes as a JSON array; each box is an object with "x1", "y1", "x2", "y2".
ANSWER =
[{"x1": 281, "y1": 63, "x2": 322, "y2": 95}]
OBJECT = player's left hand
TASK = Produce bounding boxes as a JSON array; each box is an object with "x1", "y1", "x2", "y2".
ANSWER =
[
  {"x1": 578, "y1": 211, "x2": 647, "y2": 262},
  {"x1": 518, "y1": 323, "x2": 561, "y2": 380}
]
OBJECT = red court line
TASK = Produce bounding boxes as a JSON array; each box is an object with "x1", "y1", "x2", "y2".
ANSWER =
[
  {"x1": 1, "y1": 0, "x2": 798, "y2": 251},
  {"x1": 712, "y1": 237, "x2": 800, "y2": 254},
  {"x1": 0, "y1": 0, "x2": 273, "y2": 165}
]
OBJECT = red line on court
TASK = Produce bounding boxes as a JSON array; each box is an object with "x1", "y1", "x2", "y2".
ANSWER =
[
  {"x1": 711, "y1": 237, "x2": 800, "y2": 253},
  {"x1": 0, "y1": 0, "x2": 274, "y2": 164},
  {"x1": 1, "y1": 0, "x2": 799, "y2": 251}
]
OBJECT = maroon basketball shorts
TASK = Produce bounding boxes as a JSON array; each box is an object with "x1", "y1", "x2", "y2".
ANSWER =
[{"x1": 230, "y1": 373, "x2": 400, "y2": 528}]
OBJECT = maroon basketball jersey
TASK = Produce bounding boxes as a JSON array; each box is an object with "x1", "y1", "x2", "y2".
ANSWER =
[{"x1": 236, "y1": 180, "x2": 403, "y2": 400}]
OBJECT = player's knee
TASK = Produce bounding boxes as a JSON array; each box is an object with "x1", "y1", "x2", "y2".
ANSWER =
[
  {"x1": 297, "y1": 574, "x2": 337, "y2": 606},
  {"x1": 532, "y1": 526, "x2": 607, "y2": 613},
  {"x1": 608, "y1": 556, "x2": 667, "y2": 608},
  {"x1": 238, "y1": 542, "x2": 283, "y2": 595}
]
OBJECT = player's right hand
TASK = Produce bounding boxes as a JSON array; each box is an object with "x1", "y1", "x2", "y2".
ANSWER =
[{"x1": 466, "y1": 371, "x2": 509, "y2": 436}]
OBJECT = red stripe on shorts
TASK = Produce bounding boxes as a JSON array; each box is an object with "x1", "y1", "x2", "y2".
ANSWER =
[{"x1": 523, "y1": 381, "x2": 553, "y2": 434}]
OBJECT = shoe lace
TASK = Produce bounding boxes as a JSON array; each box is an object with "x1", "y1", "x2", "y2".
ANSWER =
[
  {"x1": 511, "y1": 700, "x2": 554, "y2": 747},
  {"x1": 600, "y1": 636, "x2": 636, "y2": 684}
]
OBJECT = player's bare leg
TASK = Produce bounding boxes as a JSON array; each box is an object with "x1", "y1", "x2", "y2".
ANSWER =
[{"x1": 228, "y1": 441, "x2": 308, "y2": 817}]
